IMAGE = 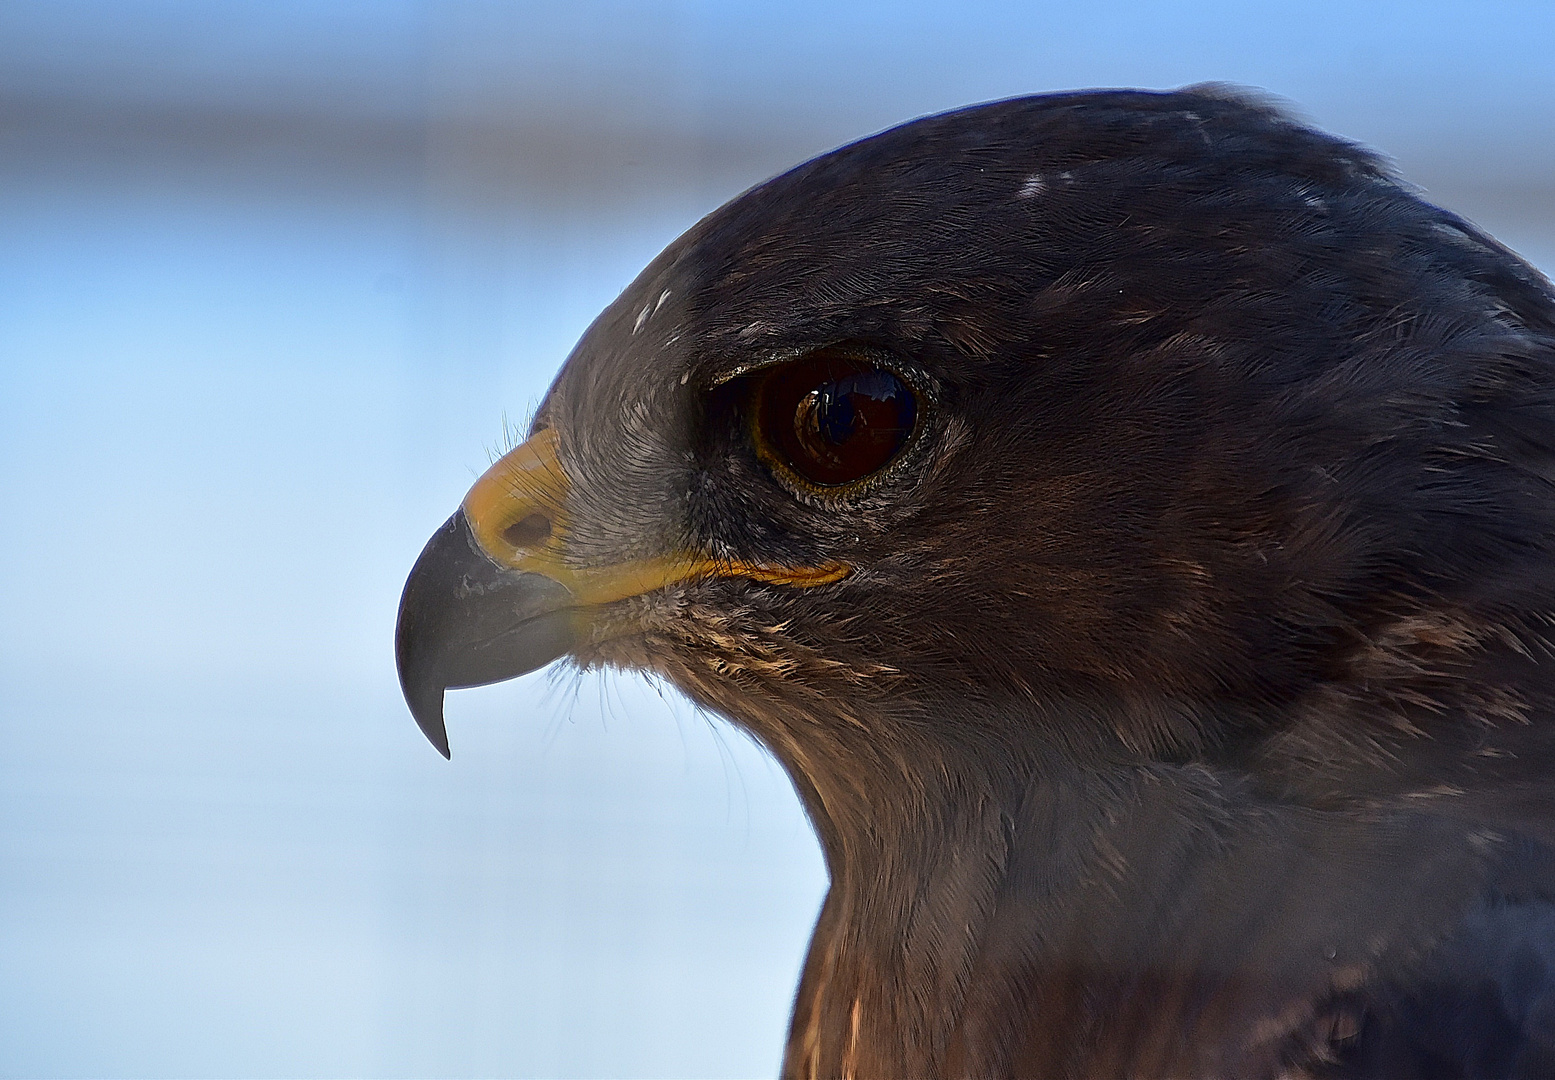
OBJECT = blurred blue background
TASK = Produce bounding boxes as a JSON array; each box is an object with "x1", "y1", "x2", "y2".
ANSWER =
[{"x1": 2, "y1": 2, "x2": 1553, "y2": 1076}]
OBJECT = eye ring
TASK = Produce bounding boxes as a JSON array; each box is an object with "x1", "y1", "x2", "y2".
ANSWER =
[{"x1": 749, "y1": 347, "x2": 921, "y2": 491}]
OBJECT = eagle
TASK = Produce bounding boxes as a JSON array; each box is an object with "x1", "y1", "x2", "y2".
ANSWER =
[{"x1": 396, "y1": 88, "x2": 1555, "y2": 1077}]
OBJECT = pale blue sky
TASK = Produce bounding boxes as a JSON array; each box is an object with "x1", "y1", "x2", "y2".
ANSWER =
[{"x1": 2, "y1": 2, "x2": 1553, "y2": 1076}]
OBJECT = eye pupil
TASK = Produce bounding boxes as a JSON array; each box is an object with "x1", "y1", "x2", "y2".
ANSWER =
[
  {"x1": 798, "y1": 386, "x2": 859, "y2": 454},
  {"x1": 755, "y1": 350, "x2": 918, "y2": 486},
  {"x1": 813, "y1": 387, "x2": 856, "y2": 445}
]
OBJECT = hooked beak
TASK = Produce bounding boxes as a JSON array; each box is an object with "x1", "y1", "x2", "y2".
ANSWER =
[
  {"x1": 395, "y1": 428, "x2": 848, "y2": 757},
  {"x1": 395, "y1": 510, "x2": 580, "y2": 757}
]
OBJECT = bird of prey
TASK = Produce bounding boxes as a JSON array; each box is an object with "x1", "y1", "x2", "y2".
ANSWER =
[{"x1": 396, "y1": 88, "x2": 1555, "y2": 1077}]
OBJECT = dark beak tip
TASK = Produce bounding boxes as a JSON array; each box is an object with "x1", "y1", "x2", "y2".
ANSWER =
[
  {"x1": 428, "y1": 729, "x2": 453, "y2": 760},
  {"x1": 395, "y1": 512, "x2": 468, "y2": 760},
  {"x1": 414, "y1": 700, "x2": 453, "y2": 759},
  {"x1": 398, "y1": 664, "x2": 453, "y2": 759}
]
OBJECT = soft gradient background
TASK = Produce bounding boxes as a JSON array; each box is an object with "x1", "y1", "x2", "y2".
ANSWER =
[{"x1": 2, "y1": 2, "x2": 1553, "y2": 1076}]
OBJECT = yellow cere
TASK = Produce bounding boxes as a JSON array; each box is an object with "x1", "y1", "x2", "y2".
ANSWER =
[{"x1": 462, "y1": 428, "x2": 851, "y2": 605}]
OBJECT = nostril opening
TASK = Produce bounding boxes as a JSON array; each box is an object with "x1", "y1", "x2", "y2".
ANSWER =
[{"x1": 502, "y1": 513, "x2": 552, "y2": 548}]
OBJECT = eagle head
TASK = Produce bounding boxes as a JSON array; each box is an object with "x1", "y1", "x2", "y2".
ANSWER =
[{"x1": 395, "y1": 88, "x2": 1555, "y2": 1076}]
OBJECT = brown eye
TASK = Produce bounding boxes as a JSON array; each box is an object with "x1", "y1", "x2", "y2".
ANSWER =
[{"x1": 754, "y1": 349, "x2": 918, "y2": 487}]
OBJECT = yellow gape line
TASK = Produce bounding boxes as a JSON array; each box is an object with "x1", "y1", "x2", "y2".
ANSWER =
[{"x1": 462, "y1": 428, "x2": 850, "y2": 605}]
